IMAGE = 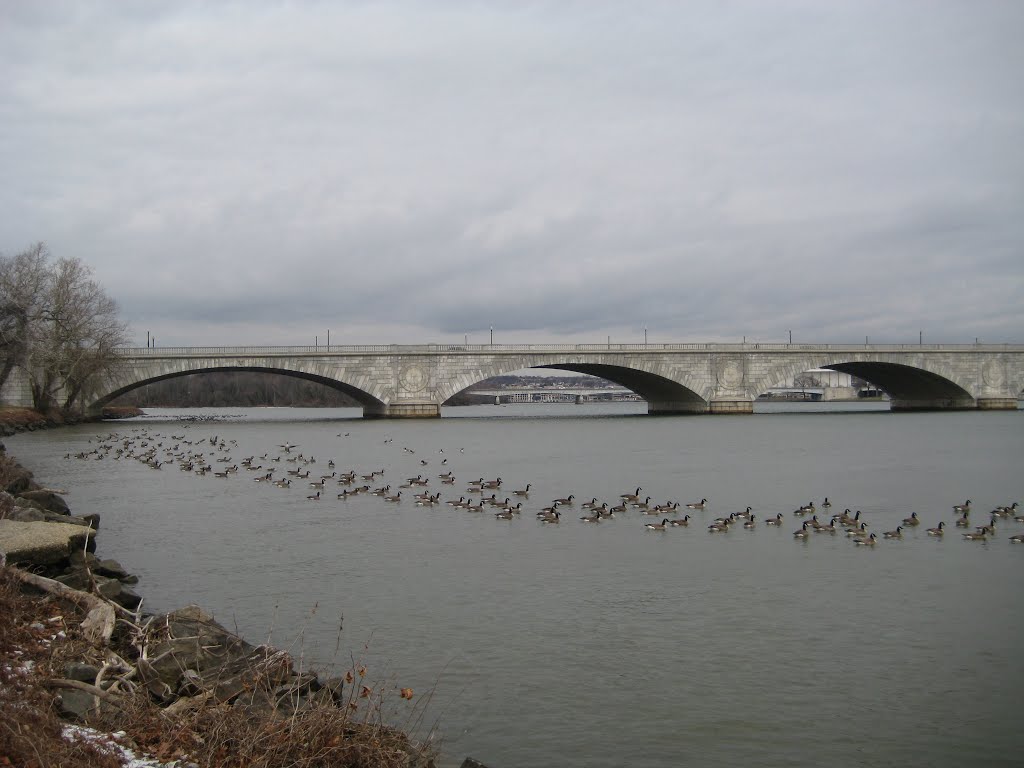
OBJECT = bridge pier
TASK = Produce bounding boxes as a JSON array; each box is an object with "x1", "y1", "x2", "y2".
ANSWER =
[
  {"x1": 364, "y1": 402, "x2": 441, "y2": 418},
  {"x1": 976, "y1": 397, "x2": 1020, "y2": 410},
  {"x1": 708, "y1": 397, "x2": 755, "y2": 414}
]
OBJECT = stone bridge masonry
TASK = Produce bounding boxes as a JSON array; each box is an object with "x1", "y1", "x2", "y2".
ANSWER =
[{"x1": 3, "y1": 343, "x2": 1021, "y2": 418}]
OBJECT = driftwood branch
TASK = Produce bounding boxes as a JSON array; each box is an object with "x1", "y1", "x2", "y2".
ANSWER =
[
  {"x1": 42, "y1": 677, "x2": 126, "y2": 702},
  {"x1": 6, "y1": 567, "x2": 116, "y2": 644}
]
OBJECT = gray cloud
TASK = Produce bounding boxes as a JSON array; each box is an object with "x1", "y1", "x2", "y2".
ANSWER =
[{"x1": 1, "y1": 1, "x2": 1021, "y2": 348}]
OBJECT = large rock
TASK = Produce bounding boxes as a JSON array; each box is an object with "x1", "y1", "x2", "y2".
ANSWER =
[
  {"x1": 18, "y1": 489, "x2": 70, "y2": 515},
  {"x1": 6, "y1": 505, "x2": 95, "y2": 528},
  {"x1": 0, "y1": 519, "x2": 96, "y2": 566}
]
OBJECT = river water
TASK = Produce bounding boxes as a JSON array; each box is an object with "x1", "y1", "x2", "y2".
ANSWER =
[{"x1": 5, "y1": 402, "x2": 1023, "y2": 768}]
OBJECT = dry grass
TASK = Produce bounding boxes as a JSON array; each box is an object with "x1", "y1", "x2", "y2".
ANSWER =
[
  {"x1": 0, "y1": 407, "x2": 48, "y2": 430},
  {"x1": 0, "y1": 567, "x2": 124, "y2": 767},
  {"x1": 0, "y1": 566, "x2": 438, "y2": 767}
]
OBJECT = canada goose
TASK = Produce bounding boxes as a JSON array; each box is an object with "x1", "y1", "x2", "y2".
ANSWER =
[
  {"x1": 1009, "y1": 534, "x2": 1024, "y2": 543},
  {"x1": 495, "y1": 508, "x2": 516, "y2": 520},
  {"x1": 994, "y1": 501, "x2": 1018, "y2": 515},
  {"x1": 708, "y1": 520, "x2": 730, "y2": 532},
  {"x1": 794, "y1": 502, "x2": 815, "y2": 516},
  {"x1": 384, "y1": 492, "x2": 401, "y2": 503},
  {"x1": 537, "y1": 502, "x2": 561, "y2": 517},
  {"x1": 812, "y1": 520, "x2": 836, "y2": 534},
  {"x1": 274, "y1": 479, "x2": 291, "y2": 489},
  {"x1": 955, "y1": 513, "x2": 971, "y2": 528},
  {"x1": 793, "y1": 522, "x2": 811, "y2": 539},
  {"x1": 686, "y1": 498, "x2": 708, "y2": 510},
  {"x1": 445, "y1": 496, "x2": 465, "y2": 507},
  {"x1": 498, "y1": 502, "x2": 522, "y2": 515},
  {"x1": 836, "y1": 509, "x2": 859, "y2": 527},
  {"x1": 306, "y1": 491, "x2": 320, "y2": 501},
  {"x1": 845, "y1": 522, "x2": 869, "y2": 537},
  {"x1": 482, "y1": 477, "x2": 503, "y2": 489},
  {"x1": 540, "y1": 510, "x2": 561, "y2": 524},
  {"x1": 669, "y1": 515, "x2": 691, "y2": 527},
  {"x1": 854, "y1": 533, "x2": 878, "y2": 546},
  {"x1": 632, "y1": 497, "x2": 653, "y2": 511},
  {"x1": 926, "y1": 521, "x2": 945, "y2": 536},
  {"x1": 883, "y1": 526, "x2": 903, "y2": 539},
  {"x1": 581, "y1": 498, "x2": 601, "y2": 510},
  {"x1": 952, "y1": 499, "x2": 971, "y2": 514},
  {"x1": 765, "y1": 513, "x2": 784, "y2": 526},
  {"x1": 821, "y1": 497, "x2": 832, "y2": 508},
  {"x1": 609, "y1": 503, "x2": 628, "y2": 515},
  {"x1": 902, "y1": 512, "x2": 921, "y2": 526},
  {"x1": 962, "y1": 530, "x2": 988, "y2": 541},
  {"x1": 553, "y1": 494, "x2": 575, "y2": 505},
  {"x1": 513, "y1": 484, "x2": 532, "y2": 497},
  {"x1": 441, "y1": 476, "x2": 455, "y2": 484},
  {"x1": 621, "y1": 487, "x2": 642, "y2": 502},
  {"x1": 743, "y1": 515, "x2": 757, "y2": 529},
  {"x1": 579, "y1": 511, "x2": 603, "y2": 523},
  {"x1": 645, "y1": 518, "x2": 670, "y2": 531}
]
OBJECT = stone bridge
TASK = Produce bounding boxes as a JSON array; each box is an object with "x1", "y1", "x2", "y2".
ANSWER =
[{"x1": 3, "y1": 342, "x2": 1008, "y2": 418}]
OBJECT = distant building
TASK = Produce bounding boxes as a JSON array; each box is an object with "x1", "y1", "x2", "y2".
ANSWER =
[{"x1": 800, "y1": 368, "x2": 852, "y2": 388}]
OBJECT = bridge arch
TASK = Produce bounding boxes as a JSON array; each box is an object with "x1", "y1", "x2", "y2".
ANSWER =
[
  {"x1": 438, "y1": 357, "x2": 709, "y2": 413},
  {"x1": 89, "y1": 365, "x2": 386, "y2": 414},
  {"x1": 754, "y1": 357, "x2": 977, "y2": 410}
]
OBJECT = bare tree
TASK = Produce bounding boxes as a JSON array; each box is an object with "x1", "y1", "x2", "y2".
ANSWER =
[
  {"x1": 793, "y1": 373, "x2": 822, "y2": 389},
  {"x1": 0, "y1": 243, "x2": 50, "y2": 391},
  {"x1": 0, "y1": 244, "x2": 128, "y2": 413}
]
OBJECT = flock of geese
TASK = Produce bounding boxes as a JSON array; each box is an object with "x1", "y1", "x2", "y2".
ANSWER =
[{"x1": 69, "y1": 427, "x2": 1023, "y2": 545}]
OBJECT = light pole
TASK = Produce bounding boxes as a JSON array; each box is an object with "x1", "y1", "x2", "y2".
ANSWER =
[
  {"x1": 787, "y1": 330, "x2": 792, "y2": 345},
  {"x1": 644, "y1": 327, "x2": 648, "y2": 346},
  {"x1": 490, "y1": 326, "x2": 493, "y2": 345},
  {"x1": 919, "y1": 330, "x2": 922, "y2": 346}
]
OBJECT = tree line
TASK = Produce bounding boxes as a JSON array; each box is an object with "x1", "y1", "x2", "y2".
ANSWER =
[
  {"x1": 0, "y1": 243, "x2": 128, "y2": 413},
  {"x1": 111, "y1": 371, "x2": 361, "y2": 408}
]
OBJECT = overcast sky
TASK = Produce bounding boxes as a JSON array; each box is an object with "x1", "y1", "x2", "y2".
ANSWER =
[{"x1": 1, "y1": 1, "x2": 1021, "y2": 348}]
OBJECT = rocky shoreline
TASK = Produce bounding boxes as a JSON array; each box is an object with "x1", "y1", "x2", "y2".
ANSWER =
[{"x1": 0, "y1": 434, "x2": 477, "y2": 768}]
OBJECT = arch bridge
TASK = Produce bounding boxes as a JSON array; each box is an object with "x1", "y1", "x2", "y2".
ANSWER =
[{"x1": 11, "y1": 343, "x2": 1022, "y2": 418}]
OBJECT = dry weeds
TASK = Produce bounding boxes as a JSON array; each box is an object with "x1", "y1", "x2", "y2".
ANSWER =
[{"x1": 1, "y1": 567, "x2": 438, "y2": 767}]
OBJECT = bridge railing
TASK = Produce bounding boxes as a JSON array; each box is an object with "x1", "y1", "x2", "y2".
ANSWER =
[{"x1": 114, "y1": 342, "x2": 1024, "y2": 356}]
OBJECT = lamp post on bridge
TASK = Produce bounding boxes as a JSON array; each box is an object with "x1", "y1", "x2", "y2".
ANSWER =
[
  {"x1": 787, "y1": 330, "x2": 792, "y2": 345},
  {"x1": 490, "y1": 326, "x2": 493, "y2": 345}
]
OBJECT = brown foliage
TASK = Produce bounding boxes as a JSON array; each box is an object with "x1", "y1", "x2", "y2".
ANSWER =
[
  {"x1": 1, "y1": 567, "x2": 437, "y2": 768},
  {"x1": 0, "y1": 568, "x2": 124, "y2": 768}
]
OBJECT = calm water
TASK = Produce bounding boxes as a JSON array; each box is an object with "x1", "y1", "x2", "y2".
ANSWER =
[{"x1": 6, "y1": 402, "x2": 1024, "y2": 768}]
